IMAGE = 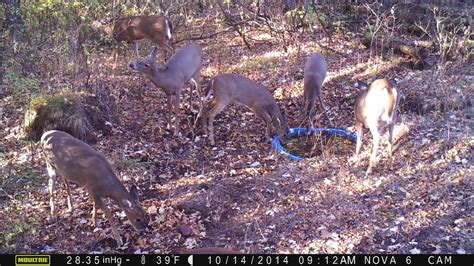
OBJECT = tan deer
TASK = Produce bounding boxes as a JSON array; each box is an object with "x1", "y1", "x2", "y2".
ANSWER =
[
  {"x1": 354, "y1": 79, "x2": 400, "y2": 174},
  {"x1": 40, "y1": 130, "x2": 148, "y2": 246},
  {"x1": 302, "y1": 53, "x2": 332, "y2": 127},
  {"x1": 93, "y1": 15, "x2": 173, "y2": 60},
  {"x1": 129, "y1": 44, "x2": 202, "y2": 136},
  {"x1": 201, "y1": 74, "x2": 288, "y2": 145}
]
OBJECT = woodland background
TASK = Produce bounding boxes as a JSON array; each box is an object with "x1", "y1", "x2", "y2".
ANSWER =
[{"x1": 0, "y1": 0, "x2": 472, "y2": 254}]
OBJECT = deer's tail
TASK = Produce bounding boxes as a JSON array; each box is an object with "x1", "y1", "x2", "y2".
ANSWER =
[{"x1": 204, "y1": 78, "x2": 215, "y2": 101}]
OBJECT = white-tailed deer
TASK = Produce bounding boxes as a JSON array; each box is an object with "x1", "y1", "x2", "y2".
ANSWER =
[
  {"x1": 354, "y1": 78, "x2": 400, "y2": 174},
  {"x1": 302, "y1": 53, "x2": 332, "y2": 127},
  {"x1": 93, "y1": 15, "x2": 173, "y2": 60},
  {"x1": 201, "y1": 74, "x2": 288, "y2": 145},
  {"x1": 40, "y1": 130, "x2": 148, "y2": 246},
  {"x1": 129, "y1": 43, "x2": 202, "y2": 136}
]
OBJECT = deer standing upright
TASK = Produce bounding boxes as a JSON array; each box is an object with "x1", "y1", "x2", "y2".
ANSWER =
[
  {"x1": 93, "y1": 15, "x2": 173, "y2": 60},
  {"x1": 41, "y1": 130, "x2": 148, "y2": 246},
  {"x1": 354, "y1": 78, "x2": 400, "y2": 174},
  {"x1": 201, "y1": 73, "x2": 288, "y2": 145},
  {"x1": 129, "y1": 44, "x2": 202, "y2": 136},
  {"x1": 302, "y1": 53, "x2": 332, "y2": 127}
]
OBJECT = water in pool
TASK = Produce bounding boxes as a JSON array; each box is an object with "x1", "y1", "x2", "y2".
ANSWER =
[{"x1": 284, "y1": 133, "x2": 355, "y2": 158}]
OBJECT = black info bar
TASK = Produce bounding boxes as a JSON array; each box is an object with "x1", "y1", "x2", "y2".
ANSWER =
[{"x1": 0, "y1": 254, "x2": 471, "y2": 266}]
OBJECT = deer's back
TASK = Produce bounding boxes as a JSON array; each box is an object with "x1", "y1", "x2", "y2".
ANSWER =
[
  {"x1": 213, "y1": 74, "x2": 275, "y2": 105},
  {"x1": 165, "y1": 44, "x2": 202, "y2": 79},
  {"x1": 304, "y1": 53, "x2": 327, "y2": 78},
  {"x1": 41, "y1": 131, "x2": 120, "y2": 191},
  {"x1": 112, "y1": 15, "x2": 168, "y2": 42},
  {"x1": 355, "y1": 79, "x2": 397, "y2": 126}
]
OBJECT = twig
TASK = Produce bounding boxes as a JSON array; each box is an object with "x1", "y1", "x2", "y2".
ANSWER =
[
  {"x1": 217, "y1": 1, "x2": 252, "y2": 50},
  {"x1": 0, "y1": 187, "x2": 20, "y2": 204},
  {"x1": 172, "y1": 27, "x2": 234, "y2": 45}
]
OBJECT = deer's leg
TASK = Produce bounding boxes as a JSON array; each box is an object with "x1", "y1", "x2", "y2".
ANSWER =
[
  {"x1": 355, "y1": 121, "x2": 364, "y2": 156},
  {"x1": 92, "y1": 194, "x2": 123, "y2": 246},
  {"x1": 134, "y1": 42, "x2": 139, "y2": 59},
  {"x1": 367, "y1": 123, "x2": 381, "y2": 174},
  {"x1": 188, "y1": 79, "x2": 196, "y2": 111},
  {"x1": 388, "y1": 120, "x2": 396, "y2": 158},
  {"x1": 207, "y1": 100, "x2": 228, "y2": 145},
  {"x1": 305, "y1": 94, "x2": 316, "y2": 128},
  {"x1": 92, "y1": 200, "x2": 97, "y2": 227},
  {"x1": 254, "y1": 106, "x2": 273, "y2": 141},
  {"x1": 318, "y1": 95, "x2": 333, "y2": 127},
  {"x1": 201, "y1": 101, "x2": 215, "y2": 135},
  {"x1": 46, "y1": 163, "x2": 57, "y2": 218},
  {"x1": 63, "y1": 179, "x2": 74, "y2": 212},
  {"x1": 198, "y1": 100, "x2": 211, "y2": 135},
  {"x1": 388, "y1": 103, "x2": 399, "y2": 159},
  {"x1": 173, "y1": 93, "x2": 181, "y2": 136},
  {"x1": 166, "y1": 94, "x2": 172, "y2": 130},
  {"x1": 192, "y1": 68, "x2": 202, "y2": 109},
  {"x1": 191, "y1": 73, "x2": 203, "y2": 130}
]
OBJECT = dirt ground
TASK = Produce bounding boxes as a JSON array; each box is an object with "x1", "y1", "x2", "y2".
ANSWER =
[{"x1": 0, "y1": 29, "x2": 472, "y2": 254}]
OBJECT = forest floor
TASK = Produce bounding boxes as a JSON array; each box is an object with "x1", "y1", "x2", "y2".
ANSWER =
[{"x1": 1, "y1": 27, "x2": 473, "y2": 254}]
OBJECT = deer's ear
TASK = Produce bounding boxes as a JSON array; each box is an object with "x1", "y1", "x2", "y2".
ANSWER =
[
  {"x1": 130, "y1": 185, "x2": 140, "y2": 202},
  {"x1": 356, "y1": 80, "x2": 368, "y2": 90},
  {"x1": 122, "y1": 199, "x2": 133, "y2": 209},
  {"x1": 149, "y1": 47, "x2": 159, "y2": 59}
]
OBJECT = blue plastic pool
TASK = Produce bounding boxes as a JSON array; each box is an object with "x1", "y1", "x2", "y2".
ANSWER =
[{"x1": 273, "y1": 128, "x2": 357, "y2": 161}]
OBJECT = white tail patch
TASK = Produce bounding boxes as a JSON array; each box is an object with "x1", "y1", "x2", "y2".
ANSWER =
[
  {"x1": 41, "y1": 130, "x2": 58, "y2": 144},
  {"x1": 204, "y1": 79, "x2": 214, "y2": 101},
  {"x1": 165, "y1": 19, "x2": 171, "y2": 40}
]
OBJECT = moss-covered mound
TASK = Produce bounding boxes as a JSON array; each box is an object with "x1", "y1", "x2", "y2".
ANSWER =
[{"x1": 23, "y1": 90, "x2": 111, "y2": 143}]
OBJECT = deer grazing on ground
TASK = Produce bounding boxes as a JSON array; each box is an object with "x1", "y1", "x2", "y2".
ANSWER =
[
  {"x1": 201, "y1": 74, "x2": 288, "y2": 145},
  {"x1": 129, "y1": 43, "x2": 202, "y2": 136},
  {"x1": 302, "y1": 53, "x2": 332, "y2": 127},
  {"x1": 93, "y1": 15, "x2": 173, "y2": 60},
  {"x1": 41, "y1": 130, "x2": 148, "y2": 246},
  {"x1": 354, "y1": 78, "x2": 400, "y2": 174}
]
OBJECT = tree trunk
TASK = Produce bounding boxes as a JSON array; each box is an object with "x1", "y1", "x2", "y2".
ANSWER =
[
  {"x1": 2, "y1": 0, "x2": 26, "y2": 53},
  {"x1": 2, "y1": 0, "x2": 25, "y2": 30}
]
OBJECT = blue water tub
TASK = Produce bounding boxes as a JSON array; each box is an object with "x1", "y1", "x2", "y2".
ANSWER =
[{"x1": 273, "y1": 128, "x2": 357, "y2": 161}]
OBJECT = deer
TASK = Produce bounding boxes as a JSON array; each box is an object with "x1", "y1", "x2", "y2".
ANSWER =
[
  {"x1": 92, "y1": 15, "x2": 173, "y2": 61},
  {"x1": 354, "y1": 78, "x2": 400, "y2": 174},
  {"x1": 129, "y1": 43, "x2": 202, "y2": 136},
  {"x1": 40, "y1": 130, "x2": 148, "y2": 246},
  {"x1": 201, "y1": 74, "x2": 288, "y2": 145},
  {"x1": 302, "y1": 53, "x2": 332, "y2": 128}
]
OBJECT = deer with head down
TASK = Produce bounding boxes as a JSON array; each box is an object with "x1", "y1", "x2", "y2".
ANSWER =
[
  {"x1": 354, "y1": 78, "x2": 400, "y2": 174},
  {"x1": 41, "y1": 130, "x2": 148, "y2": 246},
  {"x1": 129, "y1": 43, "x2": 202, "y2": 136},
  {"x1": 93, "y1": 15, "x2": 173, "y2": 60},
  {"x1": 201, "y1": 73, "x2": 288, "y2": 145},
  {"x1": 301, "y1": 53, "x2": 332, "y2": 127}
]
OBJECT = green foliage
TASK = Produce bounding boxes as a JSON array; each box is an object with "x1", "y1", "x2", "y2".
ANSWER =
[
  {"x1": 241, "y1": 55, "x2": 279, "y2": 73},
  {"x1": 303, "y1": 6, "x2": 320, "y2": 28},
  {"x1": 24, "y1": 90, "x2": 95, "y2": 142},
  {"x1": 378, "y1": 211, "x2": 396, "y2": 220},
  {"x1": 5, "y1": 69, "x2": 39, "y2": 97},
  {"x1": 28, "y1": 90, "x2": 81, "y2": 119},
  {"x1": 286, "y1": 8, "x2": 305, "y2": 20},
  {"x1": 2, "y1": 217, "x2": 38, "y2": 250}
]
